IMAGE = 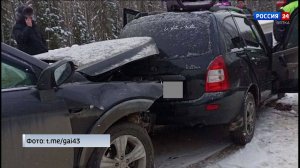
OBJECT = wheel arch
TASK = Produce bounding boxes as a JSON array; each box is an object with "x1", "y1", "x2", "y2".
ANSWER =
[
  {"x1": 77, "y1": 98, "x2": 155, "y2": 168},
  {"x1": 229, "y1": 83, "x2": 259, "y2": 131},
  {"x1": 246, "y1": 83, "x2": 260, "y2": 106}
]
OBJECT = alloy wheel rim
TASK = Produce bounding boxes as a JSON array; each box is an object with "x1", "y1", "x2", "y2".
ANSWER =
[
  {"x1": 245, "y1": 101, "x2": 255, "y2": 135},
  {"x1": 100, "y1": 135, "x2": 146, "y2": 168}
]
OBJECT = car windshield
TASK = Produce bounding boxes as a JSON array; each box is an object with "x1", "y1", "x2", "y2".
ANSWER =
[{"x1": 120, "y1": 12, "x2": 213, "y2": 59}]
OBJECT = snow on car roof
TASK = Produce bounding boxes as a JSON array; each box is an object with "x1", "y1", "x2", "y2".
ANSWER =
[
  {"x1": 127, "y1": 11, "x2": 211, "y2": 26},
  {"x1": 34, "y1": 37, "x2": 158, "y2": 68}
]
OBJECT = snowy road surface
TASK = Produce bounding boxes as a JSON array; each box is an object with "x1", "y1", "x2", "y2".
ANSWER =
[{"x1": 153, "y1": 93, "x2": 298, "y2": 168}]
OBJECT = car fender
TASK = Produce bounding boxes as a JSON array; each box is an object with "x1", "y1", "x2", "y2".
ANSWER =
[
  {"x1": 229, "y1": 83, "x2": 259, "y2": 131},
  {"x1": 78, "y1": 98, "x2": 156, "y2": 167},
  {"x1": 239, "y1": 83, "x2": 260, "y2": 115},
  {"x1": 246, "y1": 83, "x2": 260, "y2": 105},
  {"x1": 56, "y1": 82, "x2": 162, "y2": 167}
]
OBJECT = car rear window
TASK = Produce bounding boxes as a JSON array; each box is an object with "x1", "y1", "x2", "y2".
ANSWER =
[{"x1": 120, "y1": 12, "x2": 214, "y2": 59}]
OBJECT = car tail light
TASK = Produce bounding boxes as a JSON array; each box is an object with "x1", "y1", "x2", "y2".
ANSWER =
[
  {"x1": 205, "y1": 55, "x2": 230, "y2": 92},
  {"x1": 206, "y1": 104, "x2": 220, "y2": 111}
]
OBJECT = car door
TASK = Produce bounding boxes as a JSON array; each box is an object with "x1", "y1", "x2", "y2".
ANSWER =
[
  {"x1": 272, "y1": 11, "x2": 298, "y2": 93},
  {"x1": 233, "y1": 16, "x2": 273, "y2": 101},
  {"x1": 1, "y1": 52, "x2": 73, "y2": 168}
]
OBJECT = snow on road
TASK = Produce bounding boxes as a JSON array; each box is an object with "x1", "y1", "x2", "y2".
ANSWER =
[
  {"x1": 153, "y1": 94, "x2": 298, "y2": 168},
  {"x1": 153, "y1": 125, "x2": 231, "y2": 168},
  {"x1": 206, "y1": 93, "x2": 298, "y2": 168}
]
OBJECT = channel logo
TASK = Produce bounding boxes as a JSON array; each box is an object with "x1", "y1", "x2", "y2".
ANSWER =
[{"x1": 253, "y1": 12, "x2": 290, "y2": 21}]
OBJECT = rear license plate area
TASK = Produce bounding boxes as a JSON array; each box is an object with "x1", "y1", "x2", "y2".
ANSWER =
[{"x1": 163, "y1": 81, "x2": 183, "y2": 99}]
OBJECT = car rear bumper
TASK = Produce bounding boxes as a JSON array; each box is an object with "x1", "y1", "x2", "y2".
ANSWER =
[{"x1": 153, "y1": 90, "x2": 246, "y2": 126}]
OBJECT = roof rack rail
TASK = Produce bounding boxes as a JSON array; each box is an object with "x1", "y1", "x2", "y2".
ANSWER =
[
  {"x1": 166, "y1": 0, "x2": 215, "y2": 12},
  {"x1": 210, "y1": 5, "x2": 245, "y2": 14}
]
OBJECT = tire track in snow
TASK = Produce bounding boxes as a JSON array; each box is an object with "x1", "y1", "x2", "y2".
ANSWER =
[{"x1": 187, "y1": 144, "x2": 243, "y2": 168}]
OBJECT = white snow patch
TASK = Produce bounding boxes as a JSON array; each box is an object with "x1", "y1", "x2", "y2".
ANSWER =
[
  {"x1": 207, "y1": 93, "x2": 298, "y2": 168},
  {"x1": 277, "y1": 93, "x2": 298, "y2": 106},
  {"x1": 34, "y1": 37, "x2": 158, "y2": 68},
  {"x1": 212, "y1": 137, "x2": 270, "y2": 168}
]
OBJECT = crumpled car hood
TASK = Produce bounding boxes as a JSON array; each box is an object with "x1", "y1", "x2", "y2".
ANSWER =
[{"x1": 34, "y1": 37, "x2": 159, "y2": 76}]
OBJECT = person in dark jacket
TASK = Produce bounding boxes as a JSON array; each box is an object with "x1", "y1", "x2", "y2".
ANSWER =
[
  {"x1": 235, "y1": 0, "x2": 253, "y2": 15},
  {"x1": 273, "y1": 0, "x2": 298, "y2": 43},
  {"x1": 12, "y1": 5, "x2": 48, "y2": 55}
]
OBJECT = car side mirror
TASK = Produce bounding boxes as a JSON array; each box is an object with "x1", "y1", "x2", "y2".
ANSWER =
[
  {"x1": 265, "y1": 32, "x2": 273, "y2": 49},
  {"x1": 37, "y1": 60, "x2": 75, "y2": 90}
]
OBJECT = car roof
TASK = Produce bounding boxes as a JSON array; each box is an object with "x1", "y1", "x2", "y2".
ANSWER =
[
  {"x1": 128, "y1": 9, "x2": 246, "y2": 27},
  {"x1": 1, "y1": 43, "x2": 48, "y2": 70},
  {"x1": 128, "y1": 10, "x2": 213, "y2": 25},
  {"x1": 211, "y1": 10, "x2": 233, "y2": 19}
]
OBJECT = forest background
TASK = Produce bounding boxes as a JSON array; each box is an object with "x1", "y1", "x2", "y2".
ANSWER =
[{"x1": 1, "y1": 0, "x2": 278, "y2": 50}]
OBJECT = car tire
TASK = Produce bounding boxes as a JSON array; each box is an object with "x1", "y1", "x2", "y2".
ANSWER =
[
  {"x1": 89, "y1": 122, "x2": 154, "y2": 168},
  {"x1": 230, "y1": 92, "x2": 256, "y2": 145}
]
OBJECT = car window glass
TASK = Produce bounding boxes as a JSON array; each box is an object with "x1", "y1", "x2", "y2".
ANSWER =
[
  {"x1": 1, "y1": 61, "x2": 35, "y2": 89},
  {"x1": 234, "y1": 17, "x2": 261, "y2": 48},
  {"x1": 120, "y1": 13, "x2": 213, "y2": 59},
  {"x1": 286, "y1": 14, "x2": 298, "y2": 49},
  {"x1": 222, "y1": 16, "x2": 244, "y2": 52}
]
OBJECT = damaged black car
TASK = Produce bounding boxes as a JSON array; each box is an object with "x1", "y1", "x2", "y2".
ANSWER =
[{"x1": 1, "y1": 38, "x2": 162, "y2": 168}]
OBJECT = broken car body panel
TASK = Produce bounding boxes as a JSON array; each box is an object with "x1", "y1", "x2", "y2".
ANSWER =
[
  {"x1": 57, "y1": 81, "x2": 163, "y2": 112},
  {"x1": 34, "y1": 37, "x2": 159, "y2": 76}
]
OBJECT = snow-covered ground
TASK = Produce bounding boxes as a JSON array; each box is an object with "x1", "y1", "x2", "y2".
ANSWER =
[
  {"x1": 206, "y1": 93, "x2": 298, "y2": 168},
  {"x1": 153, "y1": 94, "x2": 298, "y2": 168}
]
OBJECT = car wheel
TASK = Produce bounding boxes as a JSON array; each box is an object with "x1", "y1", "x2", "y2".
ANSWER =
[
  {"x1": 89, "y1": 122, "x2": 154, "y2": 168},
  {"x1": 230, "y1": 92, "x2": 256, "y2": 145}
]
